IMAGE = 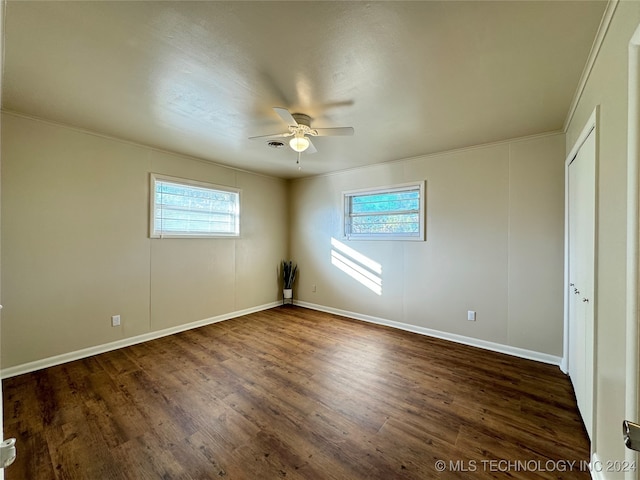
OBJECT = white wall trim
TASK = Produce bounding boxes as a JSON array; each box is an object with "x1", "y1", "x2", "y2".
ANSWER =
[
  {"x1": 1, "y1": 301, "x2": 281, "y2": 379},
  {"x1": 0, "y1": 1, "x2": 6, "y2": 477},
  {"x1": 625, "y1": 21, "x2": 640, "y2": 480},
  {"x1": 563, "y1": 0, "x2": 619, "y2": 133},
  {"x1": 295, "y1": 301, "x2": 562, "y2": 367}
]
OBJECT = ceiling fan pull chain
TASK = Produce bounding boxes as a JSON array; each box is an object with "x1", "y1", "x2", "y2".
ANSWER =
[{"x1": 297, "y1": 151, "x2": 302, "y2": 170}]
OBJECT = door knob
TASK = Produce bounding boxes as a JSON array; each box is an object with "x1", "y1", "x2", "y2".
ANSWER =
[
  {"x1": 623, "y1": 420, "x2": 640, "y2": 451},
  {"x1": 0, "y1": 438, "x2": 16, "y2": 468}
]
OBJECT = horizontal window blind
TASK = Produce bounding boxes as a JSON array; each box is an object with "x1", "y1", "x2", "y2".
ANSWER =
[
  {"x1": 344, "y1": 182, "x2": 425, "y2": 240},
  {"x1": 151, "y1": 174, "x2": 240, "y2": 238}
]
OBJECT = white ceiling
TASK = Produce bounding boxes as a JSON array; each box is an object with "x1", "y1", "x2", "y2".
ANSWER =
[{"x1": 3, "y1": 1, "x2": 607, "y2": 179}]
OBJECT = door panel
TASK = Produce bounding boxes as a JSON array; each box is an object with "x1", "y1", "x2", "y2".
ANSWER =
[{"x1": 567, "y1": 128, "x2": 596, "y2": 439}]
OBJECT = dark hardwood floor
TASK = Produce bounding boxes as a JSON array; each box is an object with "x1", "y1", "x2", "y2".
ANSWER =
[{"x1": 3, "y1": 306, "x2": 590, "y2": 479}]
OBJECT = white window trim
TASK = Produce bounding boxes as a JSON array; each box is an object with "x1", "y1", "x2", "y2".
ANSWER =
[
  {"x1": 343, "y1": 181, "x2": 426, "y2": 241},
  {"x1": 150, "y1": 173, "x2": 241, "y2": 239}
]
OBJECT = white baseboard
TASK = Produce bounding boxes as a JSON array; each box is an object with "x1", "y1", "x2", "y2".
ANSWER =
[
  {"x1": 3, "y1": 300, "x2": 563, "y2": 379},
  {"x1": 295, "y1": 300, "x2": 562, "y2": 367},
  {"x1": 559, "y1": 356, "x2": 569, "y2": 374},
  {"x1": 1, "y1": 301, "x2": 281, "y2": 379}
]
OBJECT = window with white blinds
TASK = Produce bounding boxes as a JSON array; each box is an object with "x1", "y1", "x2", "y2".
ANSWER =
[
  {"x1": 343, "y1": 181, "x2": 425, "y2": 241},
  {"x1": 150, "y1": 174, "x2": 240, "y2": 238}
]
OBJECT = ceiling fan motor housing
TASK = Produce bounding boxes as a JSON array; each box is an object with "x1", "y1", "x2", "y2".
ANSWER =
[{"x1": 291, "y1": 113, "x2": 312, "y2": 127}]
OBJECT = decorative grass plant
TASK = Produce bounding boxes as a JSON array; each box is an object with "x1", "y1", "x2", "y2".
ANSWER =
[{"x1": 282, "y1": 260, "x2": 298, "y2": 290}]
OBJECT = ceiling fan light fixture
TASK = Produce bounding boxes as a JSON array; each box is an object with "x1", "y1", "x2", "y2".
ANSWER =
[{"x1": 289, "y1": 135, "x2": 310, "y2": 153}]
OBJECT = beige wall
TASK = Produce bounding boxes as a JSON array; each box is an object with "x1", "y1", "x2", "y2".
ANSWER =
[
  {"x1": 565, "y1": 1, "x2": 640, "y2": 474},
  {"x1": 290, "y1": 133, "x2": 566, "y2": 356},
  {"x1": 1, "y1": 113, "x2": 288, "y2": 368}
]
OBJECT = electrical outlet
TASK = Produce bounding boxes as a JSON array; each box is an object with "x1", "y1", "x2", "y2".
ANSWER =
[
  {"x1": 111, "y1": 315, "x2": 121, "y2": 327},
  {"x1": 467, "y1": 311, "x2": 476, "y2": 322},
  {"x1": 312, "y1": 284, "x2": 317, "y2": 293}
]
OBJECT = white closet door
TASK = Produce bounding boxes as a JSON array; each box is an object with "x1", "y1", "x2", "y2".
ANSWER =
[{"x1": 567, "y1": 128, "x2": 596, "y2": 439}]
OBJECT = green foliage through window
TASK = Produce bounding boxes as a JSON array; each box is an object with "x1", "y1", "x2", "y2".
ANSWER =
[{"x1": 344, "y1": 182, "x2": 425, "y2": 240}]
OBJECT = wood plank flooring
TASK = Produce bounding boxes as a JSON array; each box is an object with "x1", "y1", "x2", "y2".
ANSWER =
[{"x1": 3, "y1": 306, "x2": 590, "y2": 479}]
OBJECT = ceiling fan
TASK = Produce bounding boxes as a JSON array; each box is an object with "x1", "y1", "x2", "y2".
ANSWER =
[{"x1": 249, "y1": 107, "x2": 354, "y2": 156}]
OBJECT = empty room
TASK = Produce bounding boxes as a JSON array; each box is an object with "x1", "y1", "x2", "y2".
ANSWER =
[{"x1": 1, "y1": 1, "x2": 640, "y2": 479}]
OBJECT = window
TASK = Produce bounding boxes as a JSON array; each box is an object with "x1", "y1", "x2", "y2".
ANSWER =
[
  {"x1": 343, "y1": 181, "x2": 425, "y2": 240},
  {"x1": 150, "y1": 174, "x2": 240, "y2": 238}
]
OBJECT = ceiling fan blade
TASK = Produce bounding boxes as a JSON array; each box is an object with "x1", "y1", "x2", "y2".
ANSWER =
[
  {"x1": 273, "y1": 107, "x2": 298, "y2": 126},
  {"x1": 306, "y1": 138, "x2": 317, "y2": 154},
  {"x1": 313, "y1": 127, "x2": 354, "y2": 136},
  {"x1": 248, "y1": 132, "x2": 292, "y2": 140}
]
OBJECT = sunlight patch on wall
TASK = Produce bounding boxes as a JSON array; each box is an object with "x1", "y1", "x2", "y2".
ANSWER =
[{"x1": 330, "y1": 237, "x2": 382, "y2": 295}]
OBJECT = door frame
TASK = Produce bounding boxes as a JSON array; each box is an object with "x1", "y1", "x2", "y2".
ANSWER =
[
  {"x1": 625, "y1": 22, "x2": 640, "y2": 478},
  {"x1": 562, "y1": 106, "x2": 599, "y2": 451},
  {"x1": 0, "y1": 0, "x2": 5, "y2": 478}
]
